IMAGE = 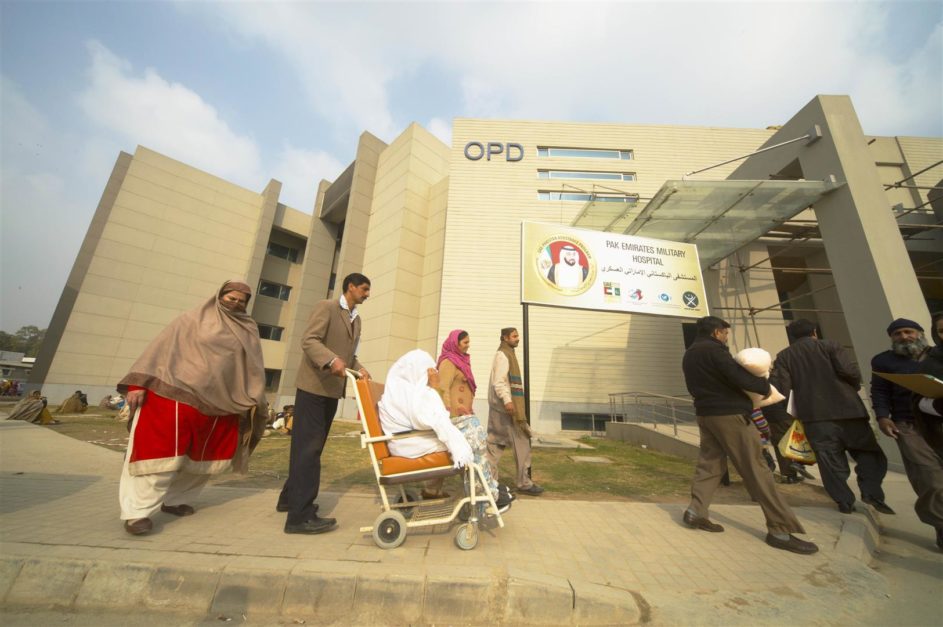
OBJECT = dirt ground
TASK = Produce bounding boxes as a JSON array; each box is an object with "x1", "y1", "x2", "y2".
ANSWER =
[{"x1": 19, "y1": 408, "x2": 834, "y2": 508}]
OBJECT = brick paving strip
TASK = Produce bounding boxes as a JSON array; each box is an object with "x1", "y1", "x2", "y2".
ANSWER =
[{"x1": 0, "y1": 420, "x2": 889, "y2": 624}]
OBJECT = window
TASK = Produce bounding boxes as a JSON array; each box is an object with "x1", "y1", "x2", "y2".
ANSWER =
[
  {"x1": 266, "y1": 242, "x2": 299, "y2": 263},
  {"x1": 258, "y1": 324, "x2": 284, "y2": 341},
  {"x1": 538, "y1": 147, "x2": 633, "y2": 160},
  {"x1": 538, "y1": 170, "x2": 635, "y2": 182},
  {"x1": 561, "y1": 412, "x2": 618, "y2": 432},
  {"x1": 258, "y1": 280, "x2": 291, "y2": 301},
  {"x1": 538, "y1": 191, "x2": 638, "y2": 203},
  {"x1": 264, "y1": 369, "x2": 281, "y2": 392}
]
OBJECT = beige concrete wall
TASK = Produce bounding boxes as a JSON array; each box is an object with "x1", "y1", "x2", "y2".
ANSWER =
[
  {"x1": 39, "y1": 147, "x2": 282, "y2": 403},
  {"x1": 358, "y1": 123, "x2": 451, "y2": 382},
  {"x1": 443, "y1": 120, "x2": 776, "y2": 429},
  {"x1": 276, "y1": 180, "x2": 336, "y2": 406},
  {"x1": 332, "y1": 132, "x2": 387, "y2": 292}
]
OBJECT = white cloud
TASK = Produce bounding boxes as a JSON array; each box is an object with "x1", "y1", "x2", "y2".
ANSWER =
[
  {"x1": 75, "y1": 40, "x2": 349, "y2": 212},
  {"x1": 206, "y1": 2, "x2": 941, "y2": 137},
  {"x1": 208, "y1": 3, "x2": 401, "y2": 142},
  {"x1": 426, "y1": 117, "x2": 453, "y2": 148},
  {"x1": 77, "y1": 40, "x2": 264, "y2": 187},
  {"x1": 271, "y1": 144, "x2": 345, "y2": 213}
]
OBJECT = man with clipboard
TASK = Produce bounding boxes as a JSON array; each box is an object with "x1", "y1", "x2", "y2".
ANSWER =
[{"x1": 871, "y1": 316, "x2": 943, "y2": 551}]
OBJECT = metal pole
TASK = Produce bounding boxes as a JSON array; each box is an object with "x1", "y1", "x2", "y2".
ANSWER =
[
  {"x1": 522, "y1": 302, "x2": 531, "y2": 426},
  {"x1": 684, "y1": 134, "x2": 812, "y2": 177}
]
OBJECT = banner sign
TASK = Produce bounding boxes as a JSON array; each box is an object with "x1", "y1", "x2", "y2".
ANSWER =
[{"x1": 521, "y1": 221, "x2": 709, "y2": 317}]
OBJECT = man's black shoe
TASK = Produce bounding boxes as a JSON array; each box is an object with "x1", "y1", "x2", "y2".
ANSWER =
[
  {"x1": 862, "y1": 496, "x2": 896, "y2": 515},
  {"x1": 682, "y1": 510, "x2": 724, "y2": 532},
  {"x1": 284, "y1": 516, "x2": 336, "y2": 535},
  {"x1": 781, "y1": 475, "x2": 804, "y2": 484},
  {"x1": 792, "y1": 463, "x2": 816, "y2": 480},
  {"x1": 276, "y1": 502, "x2": 318, "y2": 514},
  {"x1": 517, "y1": 484, "x2": 544, "y2": 496},
  {"x1": 838, "y1": 502, "x2": 856, "y2": 514},
  {"x1": 765, "y1": 533, "x2": 819, "y2": 555},
  {"x1": 935, "y1": 526, "x2": 943, "y2": 551}
]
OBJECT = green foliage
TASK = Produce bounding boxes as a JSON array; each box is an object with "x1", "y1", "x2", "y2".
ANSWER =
[{"x1": 0, "y1": 326, "x2": 46, "y2": 357}]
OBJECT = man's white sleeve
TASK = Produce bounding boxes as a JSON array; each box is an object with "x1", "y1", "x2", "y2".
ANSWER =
[{"x1": 491, "y1": 352, "x2": 512, "y2": 405}]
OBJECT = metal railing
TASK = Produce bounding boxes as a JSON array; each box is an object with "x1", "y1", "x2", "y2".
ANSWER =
[{"x1": 608, "y1": 391, "x2": 696, "y2": 436}]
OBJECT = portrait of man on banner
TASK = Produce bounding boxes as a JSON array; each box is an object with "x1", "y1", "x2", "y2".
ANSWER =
[{"x1": 540, "y1": 240, "x2": 590, "y2": 289}]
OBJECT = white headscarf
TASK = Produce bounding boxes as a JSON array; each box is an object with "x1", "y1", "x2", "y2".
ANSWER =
[{"x1": 378, "y1": 349, "x2": 473, "y2": 467}]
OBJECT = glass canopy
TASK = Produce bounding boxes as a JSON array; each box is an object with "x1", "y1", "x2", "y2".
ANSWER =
[{"x1": 571, "y1": 179, "x2": 837, "y2": 268}]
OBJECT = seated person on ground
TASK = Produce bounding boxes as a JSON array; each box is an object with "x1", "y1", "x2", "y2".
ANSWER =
[
  {"x1": 377, "y1": 349, "x2": 511, "y2": 511},
  {"x1": 7, "y1": 390, "x2": 57, "y2": 424}
]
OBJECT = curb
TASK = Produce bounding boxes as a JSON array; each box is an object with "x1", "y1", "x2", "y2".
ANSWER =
[
  {"x1": 0, "y1": 556, "x2": 642, "y2": 625},
  {"x1": 835, "y1": 505, "x2": 881, "y2": 562}
]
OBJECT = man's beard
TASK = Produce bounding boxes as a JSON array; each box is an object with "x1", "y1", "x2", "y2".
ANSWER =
[
  {"x1": 564, "y1": 258, "x2": 576, "y2": 266},
  {"x1": 892, "y1": 335, "x2": 929, "y2": 358}
]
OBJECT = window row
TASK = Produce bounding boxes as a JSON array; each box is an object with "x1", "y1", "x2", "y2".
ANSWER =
[
  {"x1": 537, "y1": 191, "x2": 638, "y2": 203},
  {"x1": 538, "y1": 170, "x2": 635, "y2": 182},
  {"x1": 538, "y1": 147, "x2": 633, "y2": 160},
  {"x1": 267, "y1": 242, "x2": 300, "y2": 263},
  {"x1": 258, "y1": 280, "x2": 292, "y2": 301}
]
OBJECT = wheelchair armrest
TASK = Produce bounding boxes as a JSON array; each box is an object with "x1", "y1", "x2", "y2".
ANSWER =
[{"x1": 388, "y1": 428, "x2": 437, "y2": 440}]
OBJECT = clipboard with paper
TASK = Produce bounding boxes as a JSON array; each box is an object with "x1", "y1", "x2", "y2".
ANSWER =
[{"x1": 873, "y1": 372, "x2": 943, "y2": 398}]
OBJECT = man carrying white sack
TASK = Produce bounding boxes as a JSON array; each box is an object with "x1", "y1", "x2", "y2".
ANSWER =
[{"x1": 768, "y1": 318, "x2": 890, "y2": 515}]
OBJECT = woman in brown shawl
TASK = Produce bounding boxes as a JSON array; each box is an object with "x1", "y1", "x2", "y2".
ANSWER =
[{"x1": 117, "y1": 280, "x2": 267, "y2": 535}]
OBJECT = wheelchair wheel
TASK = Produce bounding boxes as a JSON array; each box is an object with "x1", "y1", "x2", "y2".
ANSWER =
[
  {"x1": 373, "y1": 511, "x2": 407, "y2": 549},
  {"x1": 454, "y1": 522, "x2": 479, "y2": 550}
]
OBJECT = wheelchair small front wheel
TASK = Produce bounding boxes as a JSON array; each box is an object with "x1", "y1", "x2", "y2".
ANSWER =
[
  {"x1": 373, "y1": 511, "x2": 407, "y2": 549},
  {"x1": 454, "y1": 522, "x2": 479, "y2": 550}
]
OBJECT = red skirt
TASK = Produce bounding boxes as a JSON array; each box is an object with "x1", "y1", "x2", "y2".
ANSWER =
[{"x1": 127, "y1": 386, "x2": 240, "y2": 476}]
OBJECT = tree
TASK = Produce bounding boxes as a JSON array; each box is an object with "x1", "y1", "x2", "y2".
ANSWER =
[
  {"x1": 15, "y1": 326, "x2": 43, "y2": 356},
  {"x1": 0, "y1": 331, "x2": 17, "y2": 352},
  {"x1": 0, "y1": 326, "x2": 46, "y2": 357}
]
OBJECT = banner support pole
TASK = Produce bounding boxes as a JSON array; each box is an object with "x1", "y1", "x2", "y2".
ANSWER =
[{"x1": 522, "y1": 302, "x2": 531, "y2": 425}]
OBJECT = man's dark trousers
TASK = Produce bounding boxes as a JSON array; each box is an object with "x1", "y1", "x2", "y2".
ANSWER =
[
  {"x1": 278, "y1": 388, "x2": 338, "y2": 525},
  {"x1": 803, "y1": 418, "x2": 887, "y2": 506}
]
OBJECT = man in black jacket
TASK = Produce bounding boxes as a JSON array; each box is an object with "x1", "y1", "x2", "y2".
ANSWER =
[
  {"x1": 682, "y1": 316, "x2": 817, "y2": 555},
  {"x1": 871, "y1": 316, "x2": 942, "y2": 549},
  {"x1": 770, "y1": 319, "x2": 890, "y2": 515}
]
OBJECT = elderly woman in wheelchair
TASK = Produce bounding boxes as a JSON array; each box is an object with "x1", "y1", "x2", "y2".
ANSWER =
[{"x1": 378, "y1": 349, "x2": 513, "y2": 514}]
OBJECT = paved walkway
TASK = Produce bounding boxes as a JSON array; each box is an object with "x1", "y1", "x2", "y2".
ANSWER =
[{"x1": 0, "y1": 419, "x2": 938, "y2": 625}]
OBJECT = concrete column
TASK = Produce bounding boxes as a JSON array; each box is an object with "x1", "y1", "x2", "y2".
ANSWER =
[{"x1": 730, "y1": 95, "x2": 929, "y2": 367}]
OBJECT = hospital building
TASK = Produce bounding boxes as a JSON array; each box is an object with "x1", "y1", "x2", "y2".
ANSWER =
[{"x1": 30, "y1": 95, "x2": 943, "y2": 432}]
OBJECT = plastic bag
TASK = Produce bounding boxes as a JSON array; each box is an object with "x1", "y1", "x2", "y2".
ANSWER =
[{"x1": 778, "y1": 419, "x2": 816, "y2": 464}]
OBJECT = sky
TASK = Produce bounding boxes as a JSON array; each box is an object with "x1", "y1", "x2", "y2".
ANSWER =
[{"x1": 1, "y1": 0, "x2": 941, "y2": 332}]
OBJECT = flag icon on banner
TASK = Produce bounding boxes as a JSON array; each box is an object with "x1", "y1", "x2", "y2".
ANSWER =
[{"x1": 603, "y1": 282, "x2": 621, "y2": 300}]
